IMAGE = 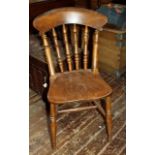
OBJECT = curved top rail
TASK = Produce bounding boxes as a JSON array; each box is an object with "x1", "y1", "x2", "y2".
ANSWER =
[{"x1": 33, "y1": 7, "x2": 108, "y2": 33}]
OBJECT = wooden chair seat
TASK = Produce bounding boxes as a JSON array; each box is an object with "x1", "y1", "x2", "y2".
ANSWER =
[{"x1": 48, "y1": 70, "x2": 112, "y2": 103}]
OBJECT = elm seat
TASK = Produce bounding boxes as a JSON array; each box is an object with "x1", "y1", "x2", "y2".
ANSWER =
[{"x1": 48, "y1": 70, "x2": 112, "y2": 103}]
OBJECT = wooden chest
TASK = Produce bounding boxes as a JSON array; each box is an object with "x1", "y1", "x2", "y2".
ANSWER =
[{"x1": 98, "y1": 26, "x2": 126, "y2": 77}]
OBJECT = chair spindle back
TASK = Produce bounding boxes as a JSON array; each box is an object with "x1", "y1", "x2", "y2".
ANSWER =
[
  {"x1": 62, "y1": 24, "x2": 73, "y2": 71},
  {"x1": 73, "y1": 24, "x2": 80, "y2": 70},
  {"x1": 33, "y1": 7, "x2": 107, "y2": 76}
]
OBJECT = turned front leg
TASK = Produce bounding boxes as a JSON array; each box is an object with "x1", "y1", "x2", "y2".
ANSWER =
[
  {"x1": 105, "y1": 96, "x2": 112, "y2": 141},
  {"x1": 50, "y1": 103, "x2": 57, "y2": 149}
]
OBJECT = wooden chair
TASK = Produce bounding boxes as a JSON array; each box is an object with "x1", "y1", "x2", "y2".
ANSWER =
[{"x1": 33, "y1": 7, "x2": 112, "y2": 149}]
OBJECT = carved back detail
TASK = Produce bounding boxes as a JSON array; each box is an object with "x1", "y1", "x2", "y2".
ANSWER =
[{"x1": 33, "y1": 7, "x2": 107, "y2": 76}]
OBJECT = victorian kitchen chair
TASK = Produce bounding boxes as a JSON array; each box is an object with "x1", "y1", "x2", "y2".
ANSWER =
[{"x1": 33, "y1": 7, "x2": 112, "y2": 149}]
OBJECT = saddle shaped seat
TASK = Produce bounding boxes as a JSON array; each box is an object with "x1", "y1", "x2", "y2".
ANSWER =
[{"x1": 48, "y1": 70, "x2": 112, "y2": 103}]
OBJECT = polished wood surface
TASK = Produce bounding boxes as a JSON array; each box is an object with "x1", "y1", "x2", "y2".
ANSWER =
[
  {"x1": 33, "y1": 7, "x2": 112, "y2": 149},
  {"x1": 52, "y1": 28, "x2": 64, "y2": 72},
  {"x1": 62, "y1": 24, "x2": 73, "y2": 71},
  {"x1": 33, "y1": 7, "x2": 107, "y2": 34},
  {"x1": 48, "y1": 70, "x2": 112, "y2": 103},
  {"x1": 41, "y1": 34, "x2": 55, "y2": 76},
  {"x1": 83, "y1": 26, "x2": 89, "y2": 69},
  {"x1": 50, "y1": 104, "x2": 57, "y2": 148},
  {"x1": 92, "y1": 30, "x2": 99, "y2": 74},
  {"x1": 73, "y1": 24, "x2": 80, "y2": 70}
]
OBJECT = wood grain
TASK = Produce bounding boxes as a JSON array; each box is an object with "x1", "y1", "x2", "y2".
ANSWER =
[
  {"x1": 33, "y1": 7, "x2": 107, "y2": 34},
  {"x1": 98, "y1": 28, "x2": 126, "y2": 76},
  {"x1": 48, "y1": 70, "x2": 112, "y2": 103}
]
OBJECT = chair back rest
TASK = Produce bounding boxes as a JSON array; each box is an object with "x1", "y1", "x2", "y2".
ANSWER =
[{"x1": 33, "y1": 7, "x2": 107, "y2": 76}]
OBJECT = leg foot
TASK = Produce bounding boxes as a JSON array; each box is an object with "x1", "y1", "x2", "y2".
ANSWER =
[
  {"x1": 105, "y1": 96, "x2": 112, "y2": 141},
  {"x1": 50, "y1": 103, "x2": 57, "y2": 149}
]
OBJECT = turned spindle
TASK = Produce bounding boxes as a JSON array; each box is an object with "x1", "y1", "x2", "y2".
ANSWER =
[
  {"x1": 52, "y1": 28, "x2": 64, "y2": 72},
  {"x1": 41, "y1": 34, "x2": 55, "y2": 76},
  {"x1": 83, "y1": 26, "x2": 89, "y2": 70},
  {"x1": 92, "y1": 30, "x2": 99, "y2": 74},
  {"x1": 73, "y1": 24, "x2": 80, "y2": 70},
  {"x1": 62, "y1": 24, "x2": 73, "y2": 71}
]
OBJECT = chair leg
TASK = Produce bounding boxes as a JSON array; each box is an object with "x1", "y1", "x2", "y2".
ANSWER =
[
  {"x1": 50, "y1": 103, "x2": 57, "y2": 149},
  {"x1": 105, "y1": 96, "x2": 112, "y2": 141}
]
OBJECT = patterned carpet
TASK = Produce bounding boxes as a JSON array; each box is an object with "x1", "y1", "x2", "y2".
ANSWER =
[{"x1": 29, "y1": 73, "x2": 126, "y2": 155}]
